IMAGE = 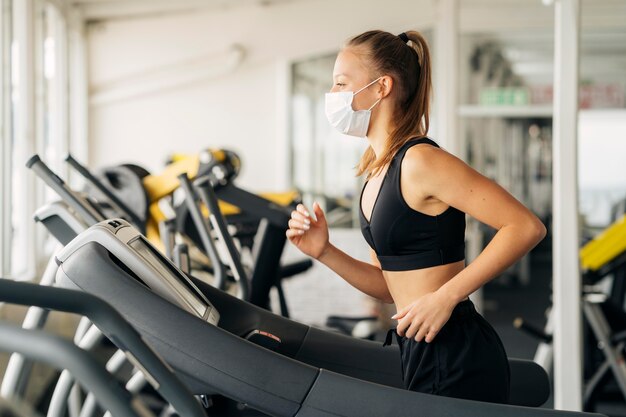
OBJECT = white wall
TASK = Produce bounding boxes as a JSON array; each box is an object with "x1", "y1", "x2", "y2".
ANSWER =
[{"x1": 87, "y1": 0, "x2": 433, "y2": 191}]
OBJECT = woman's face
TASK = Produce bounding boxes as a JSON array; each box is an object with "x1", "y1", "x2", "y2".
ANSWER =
[{"x1": 331, "y1": 48, "x2": 380, "y2": 112}]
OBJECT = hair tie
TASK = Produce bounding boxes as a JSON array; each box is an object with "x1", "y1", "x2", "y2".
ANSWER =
[{"x1": 397, "y1": 32, "x2": 420, "y2": 67}]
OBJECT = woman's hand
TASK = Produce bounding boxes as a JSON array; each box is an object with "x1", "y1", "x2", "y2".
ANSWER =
[
  {"x1": 286, "y1": 202, "x2": 330, "y2": 260},
  {"x1": 392, "y1": 290, "x2": 457, "y2": 343}
]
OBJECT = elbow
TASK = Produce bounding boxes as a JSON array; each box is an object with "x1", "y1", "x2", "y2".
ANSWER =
[
  {"x1": 382, "y1": 294, "x2": 395, "y2": 304},
  {"x1": 377, "y1": 284, "x2": 394, "y2": 304},
  {"x1": 382, "y1": 286, "x2": 394, "y2": 304},
  {"x1": 527, "y1": 217, "x2": 547, "y2": 247}
]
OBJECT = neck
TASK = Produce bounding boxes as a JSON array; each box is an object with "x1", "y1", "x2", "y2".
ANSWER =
[
  {"x1": 365, "y1": 100, "x2": 395, "y2": 159},
  {"x1": 366, "y1": 122, "x2": 390, "y2": 159}
]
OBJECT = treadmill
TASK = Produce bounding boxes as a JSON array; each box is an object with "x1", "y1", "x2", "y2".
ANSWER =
[
  {"x1": 51, "y1": 218, "x2": 605, "y2": 417},
  {"x1": 34, "y1": 152, "x2": 305, "y2": 312},
  {"x1": 26, "y1": 155, "x2": 602, "y2": 415},
  {"x1": 0, "y1": 279, "x2": 207, "y2": 417}
]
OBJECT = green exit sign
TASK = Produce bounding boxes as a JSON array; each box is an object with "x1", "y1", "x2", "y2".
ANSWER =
[{"x1": 479, "y1": 87, "x2": 530, "y2": 105}]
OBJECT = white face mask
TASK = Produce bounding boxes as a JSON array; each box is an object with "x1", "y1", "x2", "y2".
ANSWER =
[{"x1": 324, "y1": 77, "x2": 382, "y2": 137}]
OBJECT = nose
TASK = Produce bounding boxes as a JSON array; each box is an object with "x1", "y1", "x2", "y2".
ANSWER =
[{"x1": 329, "y1": 84, "x2": 339, "y2": 93}]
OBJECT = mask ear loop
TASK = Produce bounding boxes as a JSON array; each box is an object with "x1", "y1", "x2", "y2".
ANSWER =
[
  {"x1": 354, "y1": 76, "x2": 383, "y2": 95},
  {"x1": 368, "y1": 97, "x2": 382, "y2": 111},
  {"x1": 355, "y1": 76, "x2": 383, "y2": 111}
]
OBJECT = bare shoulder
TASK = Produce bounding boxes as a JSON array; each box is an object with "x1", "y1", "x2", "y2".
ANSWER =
[
  {"x1": 402, "y1": 142, "x2": 462, "y2": 178},
  {"x1": 401, "y1": 142, "x2": 477, "y2": 202}
]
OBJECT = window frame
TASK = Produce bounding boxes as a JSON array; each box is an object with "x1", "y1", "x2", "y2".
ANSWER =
[
  {"x1": 3, "y1": 0, "x2": 76, "y2": 280},
  {"x1": 1, "y1": 0, "x2": 13, "y2": 277}
]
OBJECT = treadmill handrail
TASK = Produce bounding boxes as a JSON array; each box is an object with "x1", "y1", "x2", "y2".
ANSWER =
[
  {"x1": 194, "y1": 176, "x2": 250, "y2": 301},
  {"x1": 0, "y1": 323, "x2": 147, "y2": 417},
  {"x1": 0, "y1": 279, "x2": 206, "y2": 417},
  {"x1": 26, "y1": 155, "x2": 105, "y2": 225},
  {"x1": 215, "y1": 182, "x2": 291, "y2": 227},
  {"x1": 177, "y1": 173, "x2": 227, "y2": 290},
  {"x1": 65, "y1": 154, "x2": 145, "y2": 231}
]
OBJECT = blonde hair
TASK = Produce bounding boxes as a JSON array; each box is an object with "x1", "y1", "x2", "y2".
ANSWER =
[{"x1": 346, "y1": 30, "x2": 433, "y2": 179}]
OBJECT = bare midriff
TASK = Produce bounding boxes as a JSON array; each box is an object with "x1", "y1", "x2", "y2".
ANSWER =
[{"x1": 383, "y1": 259, "x2": 468, "y2": 311}]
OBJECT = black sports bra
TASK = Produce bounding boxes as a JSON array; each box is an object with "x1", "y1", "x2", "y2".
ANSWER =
[{"x1": 359, "y1": 137, "x2": 466, "y2": 271}]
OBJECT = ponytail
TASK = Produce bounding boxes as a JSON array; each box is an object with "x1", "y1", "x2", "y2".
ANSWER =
[{"x1": 346, "y1": 30, "x2": 433, "y2": 179}]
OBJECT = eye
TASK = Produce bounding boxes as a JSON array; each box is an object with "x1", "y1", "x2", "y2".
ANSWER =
[{"x1": 335, "y1": 83, "x2": 346, "y2": 87}]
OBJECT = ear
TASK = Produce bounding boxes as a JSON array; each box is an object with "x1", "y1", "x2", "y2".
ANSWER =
[{"x1": 378, "y1": 75, "x2": 394, "y2": 99}]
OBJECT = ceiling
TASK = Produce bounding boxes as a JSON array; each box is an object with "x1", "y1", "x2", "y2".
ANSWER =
[
  {"x1": 59, "y1": 0, "x2": 626, "y2": 31},
  {"x1": 65, "y1": 0, "x2": 303, "y2": 22},
  {"x1": 62, "y1": 0, "x2": 626, "y2": 83}
]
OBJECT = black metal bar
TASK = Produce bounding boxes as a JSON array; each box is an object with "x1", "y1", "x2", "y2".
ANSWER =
[
  {"x1": 194, "y1": 176, "x2": 250, "y2": 301},
  {"x1": 0, "y1": 279, "x2": 206, "y2": 417},
  {"x1": 177, "y1": 173, "x2": 226, "y2": 290},
  {"x1": 513, "y1": 317, "x2": 552, "y2": 343},
  {"x1": 215, "y1": 183, "x2": 290, "y2": 228},
  {"x1": 0, "y1": 323, "x2": 143, "y2": 417},
  {"x1": 65, "y1": 154, "x2": 145, "y2": 230},
  {"x1": 26, "y1": 155, "x2": 104, "y2": 225}
]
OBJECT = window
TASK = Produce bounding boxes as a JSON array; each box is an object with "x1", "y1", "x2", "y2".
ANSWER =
[
  {"x1": 577, "y1": 7, "x2": 626, "y2": 227},
  {"x1": 2, "y1": 0, "x2": 77, "y2": 280},
  {"x1": 458, "y1": 13, "x2": 626, "y2": 229},
  {"x1": 290, "y1": 53, "x2": 367, "y2": 228}
]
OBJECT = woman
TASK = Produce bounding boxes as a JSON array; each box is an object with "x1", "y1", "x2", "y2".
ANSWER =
[{"x1": 285, "y1": 29, "x2": 546, "y2": 404}]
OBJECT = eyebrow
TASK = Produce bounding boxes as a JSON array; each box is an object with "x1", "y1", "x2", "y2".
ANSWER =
[{"x1": 333, "y1": 73, "x2": 349, "y2": 79}]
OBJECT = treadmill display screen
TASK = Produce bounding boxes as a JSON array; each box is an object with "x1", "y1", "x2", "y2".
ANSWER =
[{"x1": 129, "y1": 236, "x2": 208, "y2": 318}]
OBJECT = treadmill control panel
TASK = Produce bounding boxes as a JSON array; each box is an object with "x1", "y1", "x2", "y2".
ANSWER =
[{"x1": 57, "y1": 219, "x2": 220, "y2": 326}]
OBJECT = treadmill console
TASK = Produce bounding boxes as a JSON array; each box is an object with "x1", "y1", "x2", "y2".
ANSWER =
[{"x1": 56, "y1": 219, "x2": 219, "y2": 325}]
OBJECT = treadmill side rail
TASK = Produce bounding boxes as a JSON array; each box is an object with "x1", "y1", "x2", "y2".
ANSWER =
[{"x1": 296, "y1": 369, "x2": 606, "y2": 417}]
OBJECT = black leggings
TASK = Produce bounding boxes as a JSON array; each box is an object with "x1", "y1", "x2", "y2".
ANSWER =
[{"x1": 383, "y1": 298, "x2": 510, "y2": 404}]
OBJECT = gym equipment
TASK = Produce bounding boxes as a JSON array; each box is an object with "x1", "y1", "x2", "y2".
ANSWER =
[
  {"x1": 50, "y1": 213, "x2": 608, "y2": 415},
  {"x1": 193, "y1": 176, "x2": 383, "y2": 339},
  {"x1": 137, "y1": 149, "x2": 311, "y2": 316},
  {"x1": 23, "y1": 155, "x2": 600, "y2": 408},
  {"x1": 0, "y1": 324, "x2": 151, "y2": 417},
  {"x1": 29, "y1": 154, "x2": 212, "y2": 271},
  {"x1": 65, "y1": 154, "x2": 146, "y2": 232},
  {"x1": 0, "y1": 279, "x2": 207, "y2": 417},
  {"x1": 8, "y1": 160, "x2": 224, "y2": 412},
  {"x1": 580, "y1": 213, "x2": 626, "y2": 409},
  {"x1": 180, "y1": 173, "x2": 249, "y2": 299},
  {"x1": 325, "y1": 315, "x2": 380, "y2": 340},
  {"x1": 515, "y1": 212, "x2": 626, "y2": 411},
  {"x1": 4, "y1": 158, "x2": 142, "y2": 409},
  {"x1": 33, "y1": 202, "x2": 90, "y2": 246},
  {"x1": 57, "y1": 220, "x2": 219, "y2": 324},
  {"x1": 31, "y1": 152, "x2": 311, "y2": 315},
  {"x1": 24, "y1": 157, "x2": 555, "y2": 408},
  {"x1": 177, "y1": 173, "x2": 228, "y2": 292},
  {"x1": 28, "y1": 154, "x2": 248, "y2": 299},
  {"x1": 0, "y1": 257, "x2": 60, "y2": 399},
  {"x1": 0, "y1": 280, "x2": 205, "y2": 417},
  {"x1": 170, "y1": 150, "x2": 313, "y2": 316},
  {"x1": 26, "y1": 155, "x2": 105, "y2": 226},
  {"x1": 81, "y1": 149, "x2": 239, "y2": 248}
]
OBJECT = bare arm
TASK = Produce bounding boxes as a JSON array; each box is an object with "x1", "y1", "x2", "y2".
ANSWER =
[
  {"x1": 404, "y1": 145, "x2": 547, "y2": 305},
  {"x1": 317, "y1": 245, "x2": 393, "y2": 303},
  {"x1": 286, "y1": 203, "x2": 393, "y2": 303},
  {"x1": 393, "y1": 145, "x2": 547, "y2": 343}
]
